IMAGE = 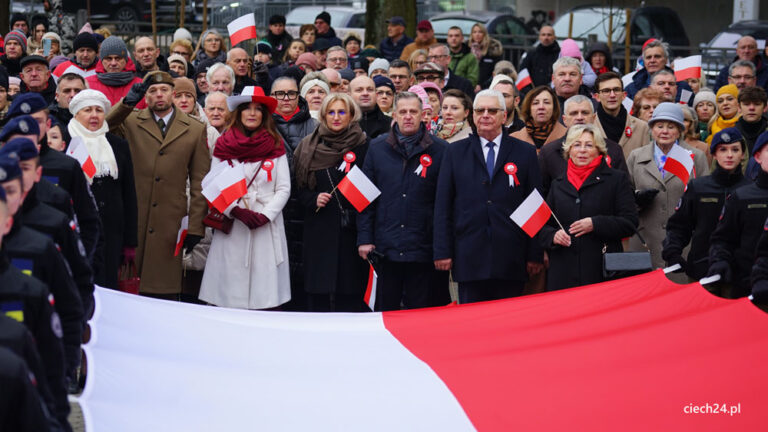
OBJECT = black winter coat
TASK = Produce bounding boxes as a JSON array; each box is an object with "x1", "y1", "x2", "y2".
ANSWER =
[
  {"x1": 539, "y1": 136, "x2": 628, "y2": 197},
  {"x1": 519, "y1": 42, "x2": 560, "y2": 87},
  {"x1": 662, "y1": 165, "x2": 750, "y2": 280},
  {"x1": 359, "y1": 105, "x2": 391, "y2": 140},
  {"x1": 358, "y1": 127, "x2": 447, "y2": 262},
  {"x1": 709, "y1": 169, "x2": 768, "y2": 297},
  {"x1": 434, "y1": 132, "x2": 544, "y2": 283},
  {"x1": 87, "y1": 133, "x2": 138, "y2": 289},
  {"x1": 298, "y1": 142, "x2": 369, "y2": 295},
  {"x1": 540, "y1": 160, "x2": 638, "y2": 291}
]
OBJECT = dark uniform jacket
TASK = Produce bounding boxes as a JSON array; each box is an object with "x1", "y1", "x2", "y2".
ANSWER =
[
  {"x1": 358, "y1": 126, "x2": 447, "y2": 262},
  {"x1": 750, "y1": 218, "x2": 768, "y2": 302},
  {"x1": 297, "y1": 141, "x2": 369, "y2": 295},
  {"x1": 4, "y1": 219, "x2": 83, "y2": 379},
  {"x1": 39, "y1": 141, "x2": 101, "y2": 260},
  {"x1": 36, "y1": 178, "x2": 75, "y2": 219},
  {"x1": 434, "y1": 130, "x2": 544, "y2": 283},
  {"x1": 0, "y1": 315, "x2": 61, "y2": 432},
  {"x1": 359, "y1": 105, "x2": 391, "y2": 140},
  {"x1": 540, "y1": 160, "x2": 638, "y2": 290},
  {"x1": 0, "y1": 347, "x2": 51, "y2": 432},
  {"x1": 709, "y1": 169, "x2": 768, "y2": 297},
  {"x1": 539, "y1": 135, "x2": 628, "y2": 197},
  {"x1": 21, "y1": 185, "x2": 94, "y2": 314},
  {"x1": 0, "y1": 250, "x2": 69, "y2": 430},
  {"x1": 663, "y1": 164, "x2": 751, "y2": 280},
  {"x1": 380, "y1": 35, "x2": 414, "y2": 62}
]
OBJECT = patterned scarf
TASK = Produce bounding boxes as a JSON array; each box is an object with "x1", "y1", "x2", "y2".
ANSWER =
[{"x1": 525, "y1": 118, "x2": 555, "y2": 148}]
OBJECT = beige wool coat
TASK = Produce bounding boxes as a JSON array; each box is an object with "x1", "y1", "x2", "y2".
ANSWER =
[
  {"x1": 625, "y1": 141, "x2": 710, "y2": 270},
  {"x1": 107, "y1": 102, "x2": 211, "y2": 294},
  {"x1": 595, "y1": 114, "x2": 650, "y2": 160}
]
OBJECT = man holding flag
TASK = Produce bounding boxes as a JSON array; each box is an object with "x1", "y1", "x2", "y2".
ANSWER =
[
  {"x1": 434, "y1": 89, "x2": 544, "y2": 303},
  {"x1": 107, "y1": 71, "x2": 211, "y2": 300},
  {"x1": 357, "y1": 91, "x2": 450, "y2": 311}
]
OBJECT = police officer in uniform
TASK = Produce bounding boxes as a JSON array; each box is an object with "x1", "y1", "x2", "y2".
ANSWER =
[
  {"x1": 662, "y1": 128, "x2": 751, "y2": 286},
  {"x1": 4, "y1": 94, "x2": 102, "y2": 266},
  {"x1": 0, "y1": 153, "x2": 82, "y2": 413},
  {"x1": 0, "y1": 184, "x2": 71, "y2": 431},
  {"x1": 751, "y1": 218, "x2": 768, "y2": 310},
  {"x1": 0, "y1": 347, "x2": 52, "y2": 432},
  {"x1": 708, "y1": 130, "x2": 768, "y2": 297}
]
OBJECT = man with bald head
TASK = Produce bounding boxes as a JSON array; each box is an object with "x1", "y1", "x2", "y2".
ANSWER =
[
  {"x1": 519, "y1": 25, "x2": 560, "y2": 87},
  {"x1": 714, "y1": 35, "x2": 768, "y2": 92},
  {"x1": 227, "y1": 47, "x2": 259, "y2": 95},
  {"x1": 321, "y1": 68, "x2": 342, "y2": 93},
  {"x1": 134, "y1": 36, "x2": 169, "y2": 77},
  {"x1": 350, "y1": 75, "x2": 391, "y2": 139}
]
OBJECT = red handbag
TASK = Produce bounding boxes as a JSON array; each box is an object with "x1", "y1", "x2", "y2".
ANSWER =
[{"x1": 118, "y1": 260, "x2": 140, "y2": 295}]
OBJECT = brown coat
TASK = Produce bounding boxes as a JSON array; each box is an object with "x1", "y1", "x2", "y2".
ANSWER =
[
  {"x1": 625, "y1": 141, "x2": 710, "y2": 270},
  {"x1": 107, "y1": 102, "x2": 211, "y2": 294},
  {"x1": 595, "y1": 114, "x2": 650, "y2": 159},
  {"x1": 400, "y1": 36, "x2": 438, "y2": 61},
  {"x1": 510, "y1": 122, "x2": 568, "y2": 151}
]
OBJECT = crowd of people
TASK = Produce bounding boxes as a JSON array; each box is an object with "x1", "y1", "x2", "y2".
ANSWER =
[{"x1": 3, "y1": 10, "x2": 768, "y2": 429}]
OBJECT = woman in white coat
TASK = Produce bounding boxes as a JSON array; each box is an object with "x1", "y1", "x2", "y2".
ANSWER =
[{"x1": 199, "y1": 86, "x2": 291, "y2": 309}]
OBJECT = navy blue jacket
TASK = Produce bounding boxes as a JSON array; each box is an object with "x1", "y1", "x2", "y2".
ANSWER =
[
  {"x1": 357, "y1": 128, "x2": 447, "y2": 263},
  {"x1": 380, "y1": 35, "x2": 414, "y2": 62},
  {"x1": 624, "y1": 66, "x2": 694, "y2": 106},
  {"x1": 713, "y1": 55, "x2": 768, "y2": 93},
  {"x1": 434, "y1": 131, "x2": 544, "y2": 282}
]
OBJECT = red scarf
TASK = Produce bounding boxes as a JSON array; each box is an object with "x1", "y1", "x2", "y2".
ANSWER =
[
  {"x1": 593, "y1": 66, "x2": 609, "y2": 75},
  {"x1": 567, "y1": 155, "x2": 603, "y2": 190},
  {"x1": 279, "y1": 106, "x2": 300, "y2": 122},
  {"x1": 213, "y1": 127, "x2": 286, "y2": 163}
]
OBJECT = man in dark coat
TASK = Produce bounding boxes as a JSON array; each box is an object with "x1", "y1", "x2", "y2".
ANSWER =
[
  {"x1": 379, "y1": 16, "x2": 413, "y2": 62},
  {"x1": 350, "y1": 75, "x2": 391, "y2": 139},
  {"x1": 358, "y1": 92, "x2": 449, "y2": 310},
  {"x1": 263, "y1": 15, "x2": 293, "y2": 64},
  {"x1": 19, "y1": 55, "x2": 57, "y2": 105},
  {"x1": 314, "y1": 11, "x2": 342, "y2": 47},
  {"x1": 539, "y1": 95, "x2": 628, "y2": 196},
  {"x1": 519, "y1": 25, "x2": 560, "y2": 87},
  {"x1": 713, "y1": 36, "x2": 768, "y2": 93},
  {"x1": 434, "y1": 89, "x2": 545, "y2": 303}
]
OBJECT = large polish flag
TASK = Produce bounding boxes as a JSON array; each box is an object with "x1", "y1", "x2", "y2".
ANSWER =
[
  {"x1": 79, "y1": 270, "x2": 768, "y2": 431},
  {"x1": 227, "y1": 13, "x2": 258, "y2": 47},
  {"x1": 674, "y1": 55, "x2": 702, "y2": 81},
  {"x1": 66, "y1": 137, "x2": 97, "y2": 179},
  {"x1": 515, "y1": 68, "x2": 532, "y2": 90},
  {"x1": 337, "y1": 165, "x2": 381, "y2": 212},
  {"x1": 663, "y1": 145, "x2": 695, "y2": 185},
  {"x1": 510, "y1": 189, "x2": 552, "y2": 237}
]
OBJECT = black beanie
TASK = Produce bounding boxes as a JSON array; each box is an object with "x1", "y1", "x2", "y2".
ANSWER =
[
  {"x1": 73, "y1": 32, "x2": 99, "y2": 52},
  {"x1": 9, "y1": 13, "x2": 27, "y2": 31},
  {"x1": 269, "y1": 15, "x2": 286, "y2": 25},
  {"x1": 316, "y1": 11, "x2": 331, "y2": 25}
]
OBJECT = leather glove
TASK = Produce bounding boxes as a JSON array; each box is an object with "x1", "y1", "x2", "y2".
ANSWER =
[
  {"x1": 634, "y1": 188, "x2": 660, "y2": 211},
  {"x1": 182, "y1": 235, "x2": 203, "y2": 254},
  {"x1": 707, "y1": 261, "x2": 732, "y2": 283},
  {"x1": 752, "y1": 280, "x2": 768, "y2": 304},
  {"x1": 252, "y1": 61, "x2": 270, "y2": 83},
  {"x1": 122, "y1": 247, "x2": 136, "y2": 263},
  {"x1": 666, "y1": 255, "x2": 687, "y2": 272},
  {"x1": 231, "y1": 207, "x2": 270, "y2": 229},
  {"x1": 123, "y1": 82, "x2": 149, "y2": 107}
]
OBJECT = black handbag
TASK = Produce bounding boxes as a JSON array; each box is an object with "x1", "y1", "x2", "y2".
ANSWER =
[{"x1": 602, "y1": 230, "x2": 653, "y2": 279}]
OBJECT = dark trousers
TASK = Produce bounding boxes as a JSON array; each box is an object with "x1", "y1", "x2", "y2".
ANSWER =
[
  {"x1": 306, "y1": 293, "x2": 367, "y2": 312},
  {"x1": 458, "y1": 279, "x2": 524, "y2": 304},
  {"x1": 377, "y1": 261, "x2": 449, "y2": 311}
]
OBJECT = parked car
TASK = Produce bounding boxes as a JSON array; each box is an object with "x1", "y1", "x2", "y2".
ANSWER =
[
  {"x1": 430, "y1": 11, "x2": 535, "y2": 65},
  {"x1": 700, "y1": 20, "x2": 768, "y2": 83},
  {"x1": 552, "y1": 6, "x2": 690, "y2": 73},
  {"x1": 284, "y1": 6, "x2": 366, "y2": 44}
]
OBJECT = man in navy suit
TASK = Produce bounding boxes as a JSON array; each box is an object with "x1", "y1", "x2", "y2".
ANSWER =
[{"x1": 434, "y1": 89, "x2": 544, "y2": 303}]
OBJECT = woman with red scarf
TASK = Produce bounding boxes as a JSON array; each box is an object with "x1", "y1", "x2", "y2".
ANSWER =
[
  {"x1": 540, "y1": 124, "x2": 638, "y2": 291},
  {"x1": 199, "y1": 87, "x2": 291, "y2": 309}
]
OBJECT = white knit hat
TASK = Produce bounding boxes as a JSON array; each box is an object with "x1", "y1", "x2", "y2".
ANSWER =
[
  {"x1": 693, "y1": 90, "x2": 716, "y2": 109},
  {"x1": 300, "y1": 79, "x2": 330, "y2": 99},
  {"x1": 69, "y1": 89, "x2": 111, "y2": 116},
  {"x1": 368, "y1": 58, "x2": 390, "y2": 76}
]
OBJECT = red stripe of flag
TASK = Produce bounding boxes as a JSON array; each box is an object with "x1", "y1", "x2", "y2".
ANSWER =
[
  {"x1": 221, "y1": 179, "x2": 247, "y2": 204},
  {"x1": 230, "y1": 26, "x2": 257, "y2": 47},
  {"x1": 521, "y1": 200, "x2": 552, "y2": 237},
  {"x1": 663, "y1": 157, "x2": 691, "y2": 185},
  {"x1": 81, "y1": 157, "x2": 97, "y2": 179},
  {"x1": 337, "y1": 176, "x2": 370, "y2": 212},
  {"x1": 364, "y1": 264, "x2": 377, "y2": 311}
]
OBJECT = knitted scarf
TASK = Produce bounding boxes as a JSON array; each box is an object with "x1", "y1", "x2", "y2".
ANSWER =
[
  {"x1": 67, "y1": 119, "x2": 118, "y2": 184},
  {"x1": 213, "y1": 127, "x2": 286, "y2": 163},
  {"x1": 294, "y1": 122, "x2": 367, "y2": 189},
  {"x1": 525, "y1": 118, "x2": 555, "y2": 148},
  {"x1": 707, "y1": 114, "x2": 740, "y2": 145}
]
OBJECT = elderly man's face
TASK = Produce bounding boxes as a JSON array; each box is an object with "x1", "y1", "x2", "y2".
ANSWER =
[
  {"x1": 643, "y1": 46, "x2": 667, "y2": 74},
  {"x1": 228, "y1": 49, "x2": 250, "y2": 77},
  {"x1": 326, "y1": 50, "x2": 348, "y2": 71},
  {"x1": 102, "y1": 55, "x2": 127, "y2": 73},
  {"x1": 650, "y1": 74, "x2": 677, "y2": 102},
  {"x1": 729, "y1": 65, "x2": 757, "y2": 89},
  {"x1": 134, "y1": 38, "x2": 159, "y2": 70},
  {"x1": 737, "y1": 37, "x2": 758, "y2": 61},
  {"x1": 394, "y1": 97, "x2": 422, "y2": 135},
  {"x1": 562, "y1": 100, "x2": 595, "y2": 127},
  {"x1": 209, "y1": 69, "x2": 233, "y2": 95},
  {"x1": 20, "y1": 62, "x2": 50, "y2": 91},
  {"x1": 204, "y1": 94, "x2": 228, "y2": 129},
  {"x1": 473, "y1": 95, "x2": 507, "y2": 137},
  {"x1": 552, "y1": 65, "x2": 581, "y2": 98},
  {"x1": 427, "y1": 46, "x2": 451, "y2": 69}
]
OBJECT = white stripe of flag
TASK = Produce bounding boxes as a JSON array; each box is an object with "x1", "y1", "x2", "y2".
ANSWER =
[
  {"x1": 515, "y1": 68, "x2": 532, "y2": 91},
  {"x1": 337, "y1": 165, "x2": 381, "y2": 212},
  {"x1": 663, "y1": 145, "x2": 694, "y2": 185},
  {"x1": 674, "y1": 55, "x2": 702, "y2": 81},
  {"x1": 66, "y1": 137, "x2": 97, "y2": 179},
  {"x1": 227, "y1": 14, "x2": 258, "y2": 47}
]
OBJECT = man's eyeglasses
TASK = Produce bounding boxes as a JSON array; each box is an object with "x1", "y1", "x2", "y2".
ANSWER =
[
  {"x1": 473, "y1": 108, "x2": 503, "y2": 115},
  {"x1": 271, "y1": 90, "x2": 299, "y2": 100},
  {"x1": 730, "y1": 74, "x2": 755, "y2": 80},
  {"x1": 598, "y1": 87, "x2": 622, "y2": 95},
  {"x1": 328, "y1": 57, "x2": 347, "y2": 64},
  {"x1": 427, "y1": 54, "x2": 448, "y2": 61},
  {"x1": 416, "y1": 75, "x2": 442, "y2": 82},
  {"x1": 172, "y1": 50, "x2": 190, "y2": 56}
]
